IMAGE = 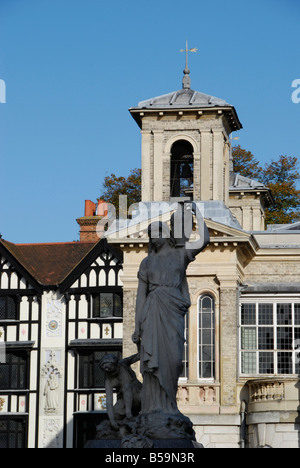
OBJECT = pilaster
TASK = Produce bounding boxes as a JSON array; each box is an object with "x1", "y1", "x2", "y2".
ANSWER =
[
  {"x1": 212, "y1": 131, "x2": 225, "y2": 202},
  {"x1": 153, "y1": 131, "x2": 164, "y2": 202},
  {"x1": 38, "y1": 292, "x2": 66, "y2": 448},
  {"x1": 141, "y1": 130, "x2": 153, "y2": 202},
  {"x1": 224, "y1": 140, "x2": 230, "y2": 207},
  {"x1": 193, "y1": 151, "x2": 201, "y2": 201},
  {"x1": 200, "y1": 131, "x2": 212, "y2": 201},
  {"x1": 219, "y1": 282, "x2": 239, "y2": 409}
]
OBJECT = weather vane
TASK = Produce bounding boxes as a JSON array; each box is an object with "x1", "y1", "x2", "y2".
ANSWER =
[
  {"x1": 180, "y1": 40, "x2": 198, "y2": 71},
  {"x1": 180, "y1": 41, "x2": 197, "y2": 89}
]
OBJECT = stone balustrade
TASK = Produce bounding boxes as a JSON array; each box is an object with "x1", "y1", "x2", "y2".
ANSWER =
[
  {"x1": 177, "y1": 383, "x2": 220, "y2": 414},
  {"x1": 249, "y1": 380, "x2": 285, "y2": 403}
]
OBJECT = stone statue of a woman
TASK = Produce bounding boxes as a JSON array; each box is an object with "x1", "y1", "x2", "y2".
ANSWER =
[
  {"x1": 44, "y1": 369, "x2": 59, "y2": 413},
  {"x1": 132, "y1": 203, "x2": 210, "y2": 418}
]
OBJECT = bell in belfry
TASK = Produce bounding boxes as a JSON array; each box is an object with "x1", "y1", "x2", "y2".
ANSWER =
[{"x1": 180, "y1": 161, "x2": 193, "y2": 180}]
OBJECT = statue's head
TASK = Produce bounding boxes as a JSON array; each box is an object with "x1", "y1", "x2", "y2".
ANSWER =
[
  {"x1": 148, "y1": 222, "x2": 175, "y2": 253},
  {"x1": 99, "y1": 354, "x2": 119, "y2": 373}
]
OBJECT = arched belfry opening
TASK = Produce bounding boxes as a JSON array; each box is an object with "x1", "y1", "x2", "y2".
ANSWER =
[{"x1": 170, "y1": 140, "x2": 194, "y2": 199}]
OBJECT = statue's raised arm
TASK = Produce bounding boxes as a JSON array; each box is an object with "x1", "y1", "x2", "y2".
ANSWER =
[
  {"x1": 186, "y1": 202, "x2": 210, "y2": 257},
  {"x1": 171, "y1": 202, "x2": 210, "y2": 260}
]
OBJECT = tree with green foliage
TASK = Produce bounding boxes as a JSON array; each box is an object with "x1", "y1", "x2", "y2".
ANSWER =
[
  {"x1": 232, "y1": 146, "x2": 300, "y2": 225},
  {"x1": 232, "y1": 145, "x2": 262, "y2": 180},
  {"x1": 261, "y1": 156, "x2": 300, "y2": 225},
  {"x1": 99, "y1": 168, "x2": 141, "y2": 215}
]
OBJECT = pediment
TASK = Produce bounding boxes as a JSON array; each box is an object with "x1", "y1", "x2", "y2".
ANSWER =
[
  {"x1": 205, "y1": 219, "x2": 251, "y2": 241},
  {"x1": 105, "y1": 210, "x2": 251, "y2": 245}
]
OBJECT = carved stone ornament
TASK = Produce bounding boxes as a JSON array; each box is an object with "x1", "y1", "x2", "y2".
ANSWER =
[
  {"x1": 121, "y1": 435, "x2": 154, "y2": 448},
  {"x1": 0, "y1": 398, "x2": 5, "y2": 412},
  {"x1": 41, "y1": 351, "x2": 63, "y2": 414},
  {"x1": 177, "y1": 386, "x2": 190, "y2": 405},
  {"x1": 249, "y1": 380, "x2": 285, "y2": 403},
  {"x1": 46, "y1": 298, "x2": 63, "y2": 337},
  {"x1": 42, "y1": 419, "x2": 62, "y2": 449},
  {"x1": 199, "y1": 386, "x2": 217, "y2": 404}
]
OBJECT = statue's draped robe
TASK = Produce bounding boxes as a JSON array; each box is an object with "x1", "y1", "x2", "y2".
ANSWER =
[{"x1": 137, "y1": 247, "x2": 194, "y2": 414}]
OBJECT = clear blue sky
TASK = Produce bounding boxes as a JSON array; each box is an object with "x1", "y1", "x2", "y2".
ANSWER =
[{"x1": 0, "y1": 0, "x2": 299, "y2": 243}]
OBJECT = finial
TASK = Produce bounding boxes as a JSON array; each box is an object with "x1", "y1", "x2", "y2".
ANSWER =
[
  {"x1": 180, "y1": 40, "x2": 198, "y2": 89},
  {"x1": 182, "y1": 67, "x2": 191, "y2": 90}
]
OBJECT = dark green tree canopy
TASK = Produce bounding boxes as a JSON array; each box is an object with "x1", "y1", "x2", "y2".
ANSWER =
[
  {"x1": 99, "y1": 168, "x2": 141, "y2": 215},
  {"x1": 232, "y1": 145, "x2": 262, "y2": 180},
  {"x1": 261, "y1": 156, "x2": 300, "y2": 225},
  {"x1": 232, "y1": 146, "x2": 300, "y2": 225}
]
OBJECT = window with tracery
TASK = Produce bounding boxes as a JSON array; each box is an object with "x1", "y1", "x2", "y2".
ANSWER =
[
  {"x1": 240, "y1": 301, "x2": 300, "y2": 375},
  {"x1": 198, "y1": 295, "x2": 215, "y2": 380}
]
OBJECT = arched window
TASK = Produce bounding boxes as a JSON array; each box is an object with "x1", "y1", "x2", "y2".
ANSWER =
[
  {"x1": 198, "y1": 295, "x2": 215, "y2": 380},
  {"x1": 180, "y1": 312, "x2": 189, "y2": 379},
  {"x1": 170, "y1": 140, "x2": 194, "y2": 199}
]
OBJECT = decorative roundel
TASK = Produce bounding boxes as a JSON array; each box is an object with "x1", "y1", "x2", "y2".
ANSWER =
[{"x1": 48, "y1": 320, "x2": 59, "y2": 331}]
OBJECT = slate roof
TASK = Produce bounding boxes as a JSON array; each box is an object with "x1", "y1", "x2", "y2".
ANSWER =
[
  {"x1": 267, "y1": 221, "x2": 300, "y2": 232},
  {"x1": 129, "y1": 87, "x2": 242, "y2": 132},
  {"x1": 0, "y1": 240, "x2": 96, "y2": 286},
  {"x1": 136, "y1": 88, "x2": 232, "y2": 109},
  {"x1": 229, "y1": 172, "x2": 275, "y2": 206},
  {"x1": 229, "y1": 172, "x2": 268, "y2": 190}
]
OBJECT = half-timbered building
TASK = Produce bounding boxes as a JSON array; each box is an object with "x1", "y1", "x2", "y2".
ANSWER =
[{"x1": 0, "y1": 238, "x2": 123, "y2": 448}]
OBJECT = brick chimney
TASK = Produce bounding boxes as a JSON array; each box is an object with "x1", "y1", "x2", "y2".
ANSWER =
[{"x1": 76, "y1": 200, "x2": 108, "y2": 242}]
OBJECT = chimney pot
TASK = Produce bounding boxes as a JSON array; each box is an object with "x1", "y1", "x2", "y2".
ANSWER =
[
  {"x1": 97, "y1": 200, "x2": 108, "y2": 217},
  {"x1": 84, "y1": 200, "x2": 96, "y2": 217}
]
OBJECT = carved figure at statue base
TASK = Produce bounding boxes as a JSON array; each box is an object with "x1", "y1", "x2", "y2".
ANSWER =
[{"x1": 96, "y1": 353, "x2": 142, "y2": 437}]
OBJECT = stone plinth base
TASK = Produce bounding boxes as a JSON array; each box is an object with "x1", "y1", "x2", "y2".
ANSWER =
[
  {"x1": 85, "y1": 439, "x2": 203, "y2": 449},
  {"x1": 92, "y1": 412, "x2": 203, "y2": 449}
]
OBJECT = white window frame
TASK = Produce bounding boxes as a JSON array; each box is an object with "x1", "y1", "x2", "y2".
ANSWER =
[
  {"x1": 178, "y1": 312, "x2": 189, "y2": 383},
  {"x1": 197, "y1": 294, "x2": 216, "y2": 382},
  {"x1": 239, "y1": 295, "x2": 300, "y2": 377}
]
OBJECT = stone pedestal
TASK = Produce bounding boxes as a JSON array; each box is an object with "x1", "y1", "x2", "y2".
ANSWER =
[
  {"x1": 85, "y1": 439, "x2": 203, "y2": 449},
  {"x1": 88, "y1": 412, "x2": 203, "y2": 449}
]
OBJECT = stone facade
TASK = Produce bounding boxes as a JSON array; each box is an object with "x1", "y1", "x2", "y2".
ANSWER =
[
  {"x1": 229, "y1": 192, "x2": 266, "y2": 231},
  {"x1": 137, "y1": 114, "x2": 231, "y2": 205},
  {"x1": 108, "y1": 77, "x2": 300, "y2": 449}
]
